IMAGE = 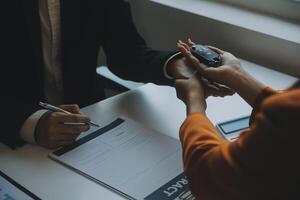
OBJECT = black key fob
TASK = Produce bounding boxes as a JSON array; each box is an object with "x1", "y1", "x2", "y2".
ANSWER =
[{"x1": 191, "y1": 44, "x2": 221, "y2": 67}]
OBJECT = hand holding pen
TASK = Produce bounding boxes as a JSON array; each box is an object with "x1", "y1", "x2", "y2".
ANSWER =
[
  {"x1": 35, "y1": 103, "x2": 99, "y2": 149},
  {"x1": 39, "y1": 102, "x2": 99, "y2": 127}
]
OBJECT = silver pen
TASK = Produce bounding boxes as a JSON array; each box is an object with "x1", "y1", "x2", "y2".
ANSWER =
[{"x1": 39, "y1": 102, "x2": 100, "y2": 127}]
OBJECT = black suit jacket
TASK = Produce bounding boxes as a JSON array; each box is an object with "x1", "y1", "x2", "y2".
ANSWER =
[{"x1": 0, "y1": 0, "x2": 174, "y2": 148}]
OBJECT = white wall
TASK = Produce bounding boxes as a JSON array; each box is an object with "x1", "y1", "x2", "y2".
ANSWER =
[{"x1": 129, "y1": 0, "x2": 300, "y2": 77}]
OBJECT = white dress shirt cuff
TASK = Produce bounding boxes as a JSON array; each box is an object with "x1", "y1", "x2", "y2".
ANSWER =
[
  {"x1": 20, "y1": 110, "x2": 48, "y2": 144},
  {"x1": 163, "y1": 52, "x2": 182, "y2": 79}
]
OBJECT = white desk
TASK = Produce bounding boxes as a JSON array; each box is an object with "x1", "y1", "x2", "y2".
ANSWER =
[{"x1": 0, "y1": 60, "x2": 297, "y2": 200}]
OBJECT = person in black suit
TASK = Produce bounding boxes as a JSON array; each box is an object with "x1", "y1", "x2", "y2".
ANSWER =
[
  {"x1": 1, "y1": 0, "x2": 231, "y2": 149},
  {"x1": 0, "y1": 0, "x2": 200, "y2": 149}
]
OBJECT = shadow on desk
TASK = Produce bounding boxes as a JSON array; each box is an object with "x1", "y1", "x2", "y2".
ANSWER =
[{"x1": 97, "y1": 66, "x2": 144, "y2": 98}]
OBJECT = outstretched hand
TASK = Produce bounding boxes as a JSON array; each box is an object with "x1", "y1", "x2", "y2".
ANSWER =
[
  {"x1": 177, "y1": 39, "x2": 266, "y2": 107},
  {"x1": 176, "y1": 39, "x2": 236, "y2": 98},
  {"x1": 168, "y1": 39, "x2": 235, "y2": 98}
]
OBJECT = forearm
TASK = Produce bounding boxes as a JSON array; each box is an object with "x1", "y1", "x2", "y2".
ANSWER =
[
  {"x1": 20, "y1": 110, "x2": 48, "y2": 144},
  {"x1": 182, "y1": 86, "x2": 207, "y2": 115},
  {"x1": 180, "y1": 113, "x2": 221, "y2": 170},
  {"x1": 186, "y1": 101, "x2": 206, "y2": 115},
  {"x1": 227, "y1": 68, "x2": 266, "y2": 107},
  {"x1": 180, "y1": 113, "x2": 244, "y2": 199},
  {"x1": 106, "y1": 45, "x2": 176, "y2": 85},
  {"x1": 103, "y1": 0, "x2": 175, "y2": 85},
  {"x1": 1, "y1": 97, "x2": 40, "y2": 148},
  {"x1": 180, "y1": 113, "x2": 266, "y2": 199}
]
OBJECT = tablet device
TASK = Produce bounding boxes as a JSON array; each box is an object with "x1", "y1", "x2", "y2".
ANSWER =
[
  {"x1": 216, "y1": 116, "x2": 250, "y2": 141},
  {"x1": 0, "y1": 170, "x2": 41, "y2": 200}
]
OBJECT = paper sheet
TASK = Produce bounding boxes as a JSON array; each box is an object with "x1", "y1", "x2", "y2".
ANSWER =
[
  {"x1": 49, "y1": 117, "x2": 195, "y2": 200},
  {"x1": 0, "y1": 172, "x2": 40, "y2": 200}
]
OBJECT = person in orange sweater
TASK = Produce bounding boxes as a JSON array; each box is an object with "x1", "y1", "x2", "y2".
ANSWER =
[{"x1": 174, "y1": 40, "x2": 300, "y2": 200}]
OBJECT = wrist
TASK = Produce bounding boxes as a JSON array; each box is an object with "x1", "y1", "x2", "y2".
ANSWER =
[
  {"x1": 186, "y1": 94, "x2": 206, "y2": 114},
  {"x1": 187, "y1": 102, "x2": 206, "y2": 114},
  {"x1": 34, "y1": 111, "x2": 51, "y2": 145},
  {"x1": 224, "y1": 64, "x2": 248, "y2": 89},
  {"x1": 227, "y1": 69, "x2": 251, "y2": 96},
  {"x1": 229, "y1": 68, "x2": 266, "y2": 106},
  {"x1": 166, "y1": 56, "x2": 197, "y2": 79},
  {"x1": 167, "y1": 57, "x2": 184, "y2": 77},
  {"x1": 20, "y1": 109, "x2": 48, "y2": 144},
  {"x1": 165, "y1": 52, "x2": 183, "y2": 79}
]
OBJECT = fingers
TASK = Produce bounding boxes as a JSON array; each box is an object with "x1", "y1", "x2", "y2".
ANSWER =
[
  {"x1": 206, "y1": 46, "x2": 225, "y2": 54},
  {"x1": 177, "y1": 43, "x2": 200, "y2": 65},
  {"x1": 204, "y1": 82, "x2": 235, "y2": 98},
  {"x1": 177, "y1": 41, "x2": 233, "y2": 91},
  {"x1": 187, "y1": 38, "x2": 196, "y2": 47},
  {"x1": 58, "y1": 124, "x2": 90, "y2": 134},
  {"x1": 177, "y1": 43, "x2": 206, "y2": 74},
  {"x1": 59, "y1": 104, "x2": 80, "y2": 114},
  {"x1": 56, "y1": 132, "x2": 81, "y2": 141},
  {"x1": 206, "y1": 87, "x2": 235, "y2": 98},
  {"x1": 175, "y1": 40, "x2": 239, "y2": 99},
  {"x1": 178, "y1": 40, "x2": 191, "y2": 51},
  {"x1": 210, "y1": 82, "x2": 235, "y2": 93},
  {"x1": 52, "y1": 112, "x2": 91, "y2": 124},
  {"x1": 35, "y1": 110, "x2": 92, "y2": 149},
  {"x1": 55, "y1": 141, "x2": 74, "y2": 148},
  {"x1": 52, "y1": 140, "x2": 76, "y2": 149},
  {"x1": 48, "y1": 123, "x2": 90, "y2": 149},
  {"x1": 178, "y1": 38, "x2": 196, "y2": 48},
  {"x1": 45, "y1": 124, "x2": 89, "y2": 149},
  {"x1": 177, "y1": 42, "x2": 189, "y2": 54}
]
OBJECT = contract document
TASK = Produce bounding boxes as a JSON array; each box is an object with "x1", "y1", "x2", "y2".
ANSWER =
[
  {"x1": 49, "y1": 117, "x2": 195, "y2": 200},
  {"x1": 0, "y1": 171, "x2": 41, "y2": 200}
]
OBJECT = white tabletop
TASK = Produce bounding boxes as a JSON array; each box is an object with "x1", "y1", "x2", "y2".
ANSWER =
[{"x1": 0, "y1": 60, "x2": 297, "y2": 200}]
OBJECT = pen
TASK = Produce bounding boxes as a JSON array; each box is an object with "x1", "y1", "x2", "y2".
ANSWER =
[{"x1": 39, "y1": 102, "x2": 100, "y2": 127}]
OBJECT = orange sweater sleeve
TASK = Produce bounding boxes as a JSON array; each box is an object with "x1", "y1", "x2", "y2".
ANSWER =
[
  {"x1": 249, "y1": 87, "x2": 277, "y2": 124},
  {"x1": 179, "y1": 88, "x2": 300, "y2": 200},
  {"x1": 180, "y1": 113, "x2": 246, "y2": 199}
]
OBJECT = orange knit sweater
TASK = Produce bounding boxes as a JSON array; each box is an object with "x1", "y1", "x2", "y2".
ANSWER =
[{"x1": 180, "y1": 88, "x2": 300, "y2": 200}]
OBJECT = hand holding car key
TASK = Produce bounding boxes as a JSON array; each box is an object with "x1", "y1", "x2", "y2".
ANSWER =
[
  {"x1": 190, "y1": 44, "x2": 221, "y2": 68},
  {"x1": 177, "y1": 39, "x2": 235, "y2": 97},
  {"x1": 178, "y1": 39, "x2": 221, "y2": 68}
]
